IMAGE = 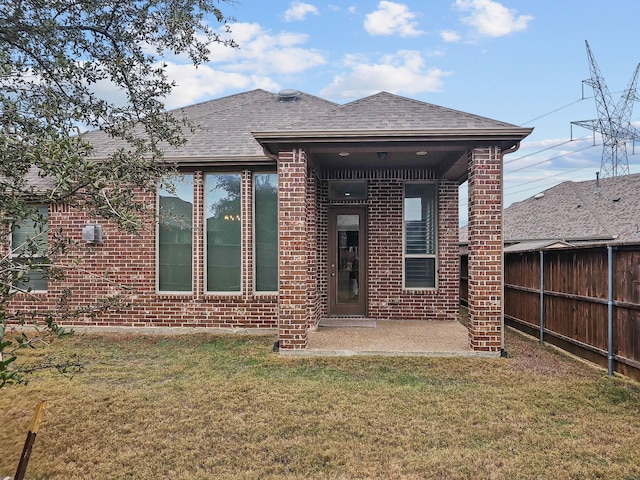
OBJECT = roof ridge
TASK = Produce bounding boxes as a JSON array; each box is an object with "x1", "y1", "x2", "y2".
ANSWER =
[
  {"x1": 568, "y1": 182, "x2": 617, "y2": 238},
  {"x1": 170, "y1": 88, "x2": 270, "y2": 113},
  {"x1": 339, "y1": 91, "x2": 519, "y2": 127}
]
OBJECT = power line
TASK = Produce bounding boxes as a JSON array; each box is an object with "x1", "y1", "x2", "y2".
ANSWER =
[
  {"x1": 505, "y1": 135, "x2": 593, "y2": 165},
  {"x1": 505, "y1": 139, "x2": 572, "y2": 165},
  {"x1": 518, "y1": 97, "x2": 586, "y2": 126},
  {"x1": 505, "y1": 165, "x2": 592, "y2": 192},
  {"x1": 517, "y1": 89, "x2": 626, "y2": 127},
  {"x1": 505, "y1": 143, "x2": 597, "y2": 174}
]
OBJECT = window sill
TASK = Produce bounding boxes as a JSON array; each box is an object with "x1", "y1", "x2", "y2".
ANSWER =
[{"x1": 156, "y1": 292, "x2": 194, "y2": 299}]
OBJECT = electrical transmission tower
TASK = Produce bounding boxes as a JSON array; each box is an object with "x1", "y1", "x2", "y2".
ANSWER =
[{"x1": 572, "y1": 40, "x2": 640, "y2": 178}]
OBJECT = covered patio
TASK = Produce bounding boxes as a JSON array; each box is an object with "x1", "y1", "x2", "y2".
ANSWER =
[{"x1": 280, "y1": 316, "x2": 498, "y2": 357}]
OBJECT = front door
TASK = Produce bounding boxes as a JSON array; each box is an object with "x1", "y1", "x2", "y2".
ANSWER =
[{"x1": 328, "y1": 207, "x2": 367, "y2": 316}]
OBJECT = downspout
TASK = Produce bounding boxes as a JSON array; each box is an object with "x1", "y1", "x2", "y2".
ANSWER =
[{"x1": 499, "y1": 142, "x2": 521, "y2": 356}]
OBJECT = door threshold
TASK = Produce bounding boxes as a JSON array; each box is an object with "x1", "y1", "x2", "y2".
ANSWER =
[{"x1": 319, "y1": 318, "x2": 376, "y2": 328}]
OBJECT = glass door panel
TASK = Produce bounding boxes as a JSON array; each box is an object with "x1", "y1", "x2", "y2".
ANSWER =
[
  {"x1": 337, "y1": 215, "x2": 359, "y2": 304},
  {"x1": 328, "y1": 207, "x2": 366, "y2": 316}
]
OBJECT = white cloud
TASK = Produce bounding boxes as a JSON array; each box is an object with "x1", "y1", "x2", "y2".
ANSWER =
[
  {"x1": 208, "y1": 22, "x2": 326, "y2": 75},
  {"x1": 440, "y1": 30, "x2": 461, "y2": 43},
  {"x1": 364, "y1": 1, "x2": 423, "y2": 37},
  {"x1": 162, "y1": 63, "x2": 252, "y2": 108},
  {"x1": 284, "y1": 1, "x2": 319, "y2": 22},
  {"x1": 320, "y1": 50, "x2": 451, "y2": 99},
  {"x1": 155, "y1": 21, "x2": 328, "y2": 108},
  {"x1": 455, "y1": 0, "x2": 533, "y2": 38}
]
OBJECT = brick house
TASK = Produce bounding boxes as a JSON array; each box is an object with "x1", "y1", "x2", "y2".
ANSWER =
[{"x1": 9, "y1": 89, "x2": 531, "y2": 353}]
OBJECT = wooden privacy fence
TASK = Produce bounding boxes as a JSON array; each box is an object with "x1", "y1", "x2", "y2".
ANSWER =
[{"x1": 460, "y1": 244, "x2": 640, "y2": 381}]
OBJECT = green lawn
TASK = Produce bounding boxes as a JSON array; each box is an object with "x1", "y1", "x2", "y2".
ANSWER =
[{"x1": 1, "y1": 326, "x2": 639, "y2": 479}]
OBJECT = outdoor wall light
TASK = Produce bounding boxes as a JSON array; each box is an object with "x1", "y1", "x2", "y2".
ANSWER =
[
  {"x1": 338, "y1": 152, "x2": 350, "y2": 157},
  {"x1": 416, "y1": 151, "x2": 428, "y2": 156},
  {"x1": 377, "y1": 152, "x2": 388, "y2": 160},
  {"x1": 82, "y1": 224, "x2": 103, "y2": 244}
]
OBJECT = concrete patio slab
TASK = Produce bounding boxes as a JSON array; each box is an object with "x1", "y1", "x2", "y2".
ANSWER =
[{"x1": 282, "y1": 319, "x2": 499, "y2": 357}]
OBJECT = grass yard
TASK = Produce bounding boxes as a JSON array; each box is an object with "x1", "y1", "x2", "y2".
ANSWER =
[{"x1": 1, "y1": 325, "x2": 639, "y2": 479}]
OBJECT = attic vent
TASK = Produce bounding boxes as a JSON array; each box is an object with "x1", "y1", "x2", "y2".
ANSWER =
[{"x1": 277, "y1": 89, "x2": 300, "y2": 102}]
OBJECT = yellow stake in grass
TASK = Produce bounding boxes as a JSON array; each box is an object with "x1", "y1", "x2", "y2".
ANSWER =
[{"x1": 14, "y1": 400, "x2": 47, "y2": 480}]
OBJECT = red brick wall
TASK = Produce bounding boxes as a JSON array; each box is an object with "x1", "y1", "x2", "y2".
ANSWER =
[
  {"x1": 6, "y1": 171, "x2": 278, "y2": 329},
  {"x1": 277, "y1": 150, "x2": 309, "y2": 349},
  {"x1": 312, "y1": 171, "x2": 459, "y2": 323},
  {"x1": 366, "y1": 179, "x2": 459, "y2": 321},
  {"x1": 6, "y1": 162, "x2": 464, "y2": 341},
  {"x1": 306, "y1": 166, "x2": 322, "y2": 329},
  {"x1": 467, "y1": 147, "x2": 503, "y2": 352}
]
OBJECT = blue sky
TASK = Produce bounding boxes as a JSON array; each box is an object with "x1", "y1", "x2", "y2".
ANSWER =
[{"x1": 158, "y1": 0, "x2": 640, "y2": 222}]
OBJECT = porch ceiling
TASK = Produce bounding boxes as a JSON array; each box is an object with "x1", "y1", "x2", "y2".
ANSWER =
[
  {"x1": 253, "y1": 129, "x2": 532, "y2": 183},
  {"x1": 307, "y1": 141, "x2": 470, "y2": 182}
]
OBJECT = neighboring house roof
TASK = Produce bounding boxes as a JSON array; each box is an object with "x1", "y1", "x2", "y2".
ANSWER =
[
  {"x1": 460, "y1": 172, "x2": 640, "y2": 247},
  {"x1": 503, "y1": 240, "x2": 574, "y2": 253}
]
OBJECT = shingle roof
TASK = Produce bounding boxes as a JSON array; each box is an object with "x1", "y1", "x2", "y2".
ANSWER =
[
  {"x1": 290, "y1": 91, "x2": 518, "y2": 132},
  {"x1": 460, "y1": 172, "x2": 640, "y2": 245},
  {"x1": 83, "y1": 89, "x2": 337, "y2": 160},
  {"x1": 83, "y1": 89, "x2": 525, "y2": 161}
]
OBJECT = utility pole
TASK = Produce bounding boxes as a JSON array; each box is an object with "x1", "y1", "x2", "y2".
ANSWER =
[{"x1": 572, "y1": 40, "x2": 640, "y2": 178}]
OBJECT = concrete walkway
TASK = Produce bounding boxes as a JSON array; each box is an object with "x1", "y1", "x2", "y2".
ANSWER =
[{"x1": 283, "y1": 319, "x2": 499, "y2": 357}]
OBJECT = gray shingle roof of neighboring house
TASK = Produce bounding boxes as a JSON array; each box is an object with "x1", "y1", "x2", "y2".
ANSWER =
[
  {"x1": 82, "y1": 89, "x2": 525, "y2": 161},
  {"x1": 459, "y1": 172, "x2": 640, "y2": 247}
]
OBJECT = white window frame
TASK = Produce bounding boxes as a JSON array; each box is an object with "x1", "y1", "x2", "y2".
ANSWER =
[{"x1": 402, "y1": 182, "x2": 438, "y2": 290}]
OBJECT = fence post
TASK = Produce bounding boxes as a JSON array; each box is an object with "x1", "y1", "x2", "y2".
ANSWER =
[
  {"x1": 607, "y1": 246, "x2": 614, "y2": 376},
  {"x1": 540, "y1": 250, "x2": 545, "y2": 344}
]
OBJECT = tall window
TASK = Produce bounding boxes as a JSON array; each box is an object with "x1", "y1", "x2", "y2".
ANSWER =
[
  {"x1": 12, "y1": 206, "x2": 48, "y2": 292},
  {"x1": 158, "y1": 175, "x2": 193, "y2": 292},
  {"x1": 254, "y1": 173, "x2": 278, "y2": 292},
  {"x1": 206, "y1": 173, "x2": 241, "y2": 292},
  {"x1": 404, "y1": 183, "x2": 437, "y2": 288}
]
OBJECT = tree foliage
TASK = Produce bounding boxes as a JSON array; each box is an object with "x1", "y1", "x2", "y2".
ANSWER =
[{"x1": 0, "y1": 0, "x2": 236, "y2": 386}]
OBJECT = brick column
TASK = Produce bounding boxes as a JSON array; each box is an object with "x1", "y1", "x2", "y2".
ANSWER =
[
  {"x1": 438, "y1": 180, "x2": 460, "y2": 321},
  {"x1": 278, "y1": 149, "x2": 309, "y2": 349},
  {"x1": 306, "y1": 167, "x2": 320, "y2": 329},
  {"x1": 468, "y1": 146, "x2": 503, "y2": 353}
]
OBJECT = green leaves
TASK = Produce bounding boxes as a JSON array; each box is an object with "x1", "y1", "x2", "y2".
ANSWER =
[{"x1": 0, "y1": 0, "x2": 237, "y2": 386}]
